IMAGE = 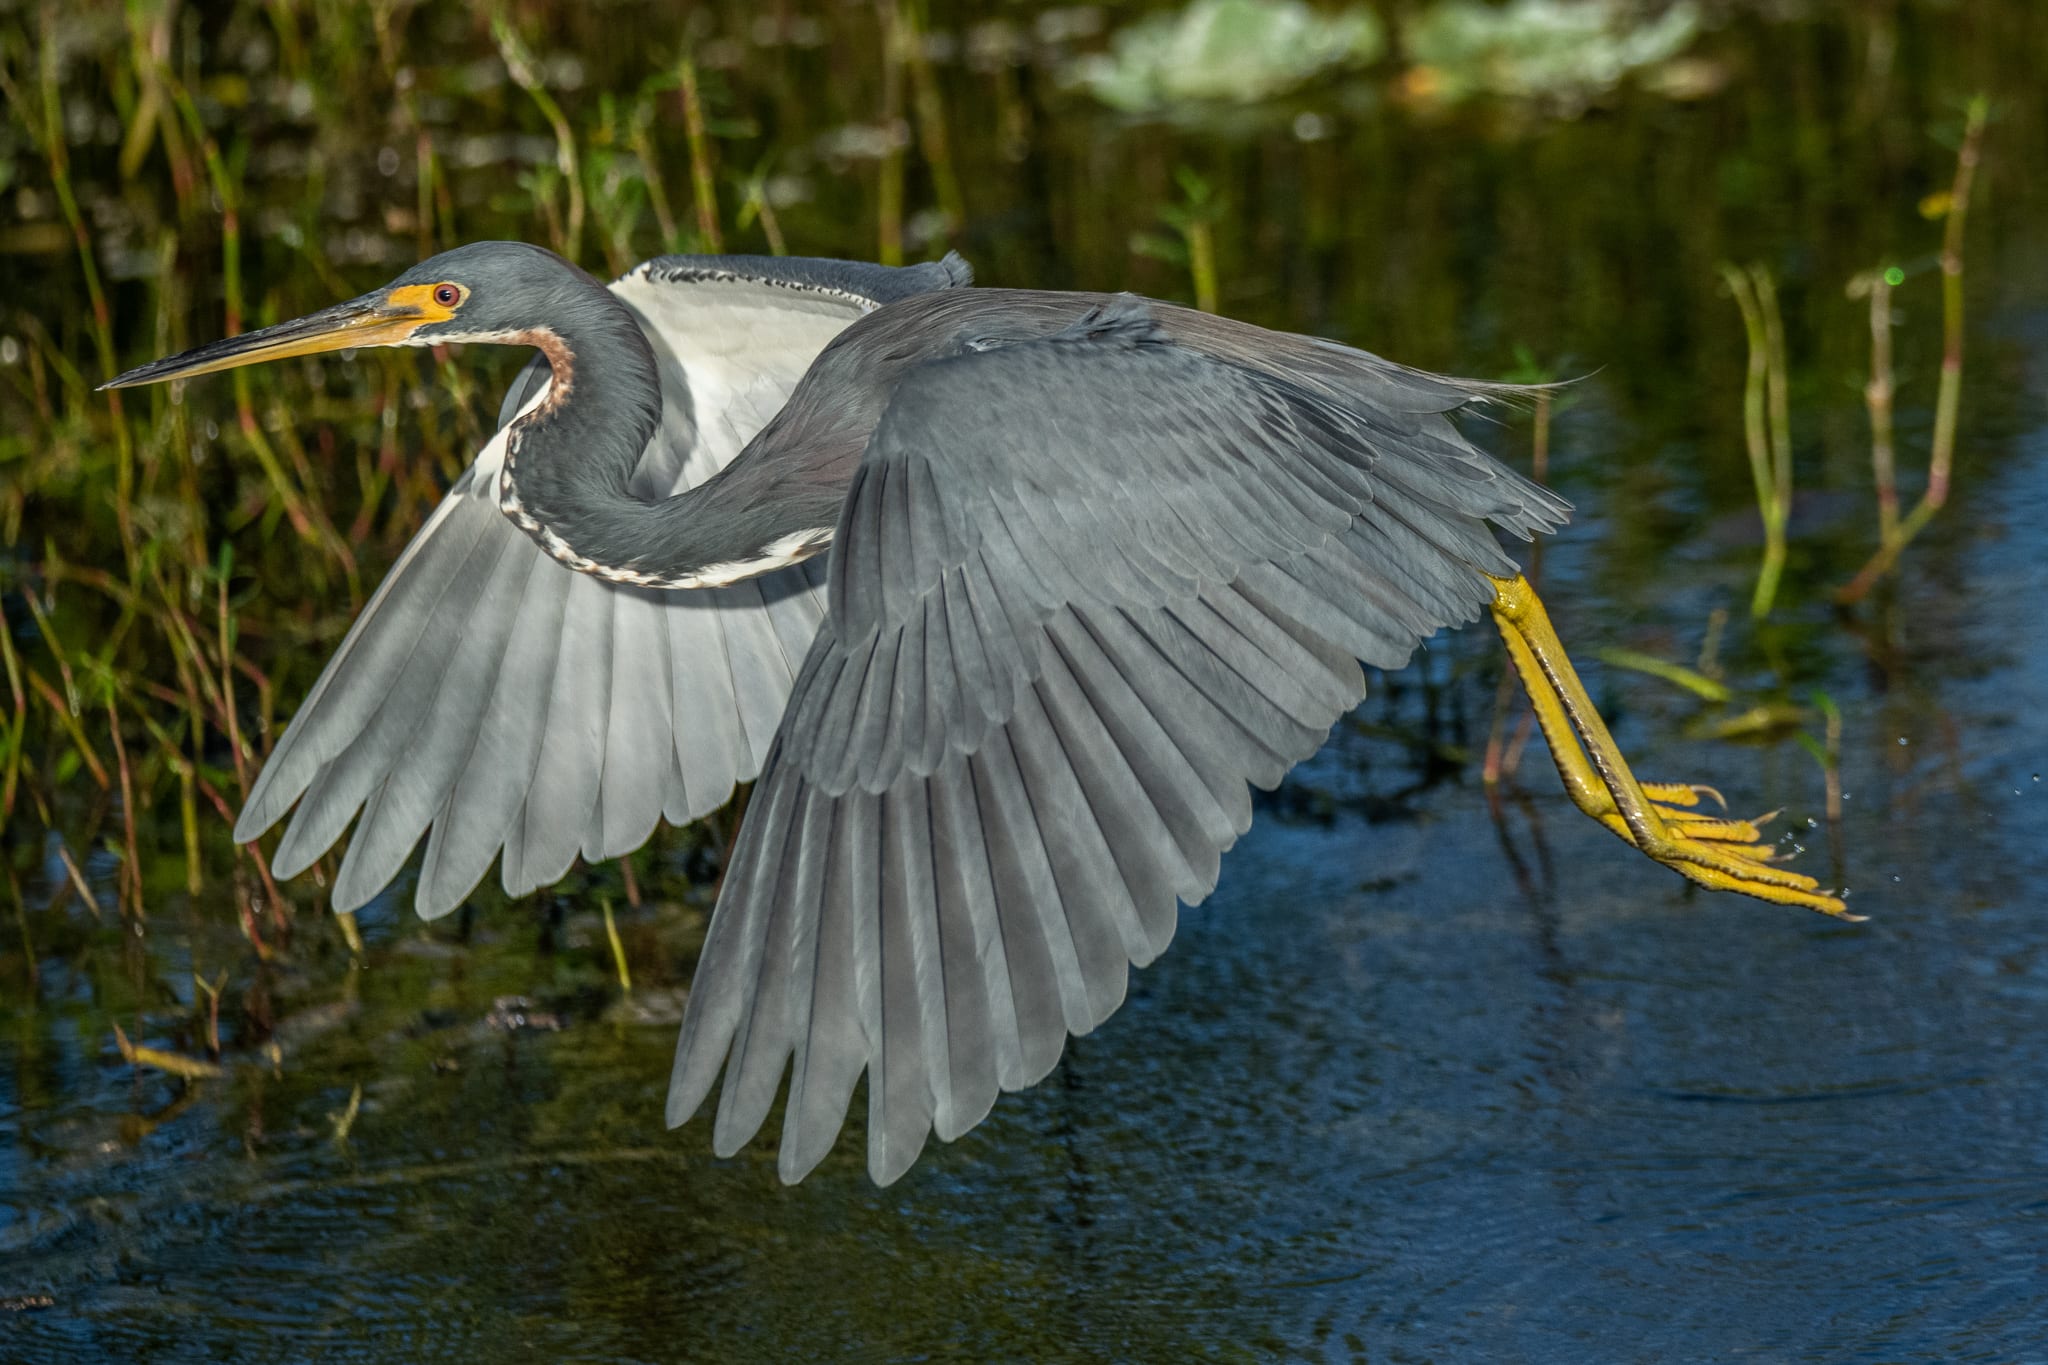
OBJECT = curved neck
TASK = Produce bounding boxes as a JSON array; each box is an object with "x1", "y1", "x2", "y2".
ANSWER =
[{"x1": 493, "y1": 272, "x2": 826, "y2": 588}]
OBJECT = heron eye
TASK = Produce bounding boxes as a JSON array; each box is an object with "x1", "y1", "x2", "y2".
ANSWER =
[{"x1": 432, "y1": 284, "x2": 461, "y2": 307}]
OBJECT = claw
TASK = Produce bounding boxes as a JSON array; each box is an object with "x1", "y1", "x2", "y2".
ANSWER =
[{"x1": 1642, "y1": 781, "x2": 1727, "y2": 811}]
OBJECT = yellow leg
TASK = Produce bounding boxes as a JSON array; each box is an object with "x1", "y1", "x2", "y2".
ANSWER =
[{"x1": 1487, "y1": 574, "x2": 1854, "y2": 919}]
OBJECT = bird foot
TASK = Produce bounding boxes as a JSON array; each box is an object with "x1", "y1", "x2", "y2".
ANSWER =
[
  {"x1": 1487, "y1": 574, "x2": 1855, "y2": 921},
  {"x1": 1600, "y1": 792, "x2": 1855, "y2": 918}
]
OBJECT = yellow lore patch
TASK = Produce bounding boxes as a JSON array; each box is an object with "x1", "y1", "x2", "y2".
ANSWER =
[{"x1": 387, "y1": 281, "x2": 466, "y2": 324}]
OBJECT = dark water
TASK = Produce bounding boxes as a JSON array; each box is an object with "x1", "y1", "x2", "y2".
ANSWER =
[{"x1": 6, "y1": 2, "x2": 2048, "y2": 1360}]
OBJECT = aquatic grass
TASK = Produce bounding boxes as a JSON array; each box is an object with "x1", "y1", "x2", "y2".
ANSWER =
[
  {"x1": 7, "y1": 862, "x2": 32, "y2": 988},
  {"x1": 51, "y1": 839, "x2": 98, "y2": 922},
  {"x1": 160, "y1": 67, "x2": 359, "y2": 589},
  {"x1": 1594, "y1": 647, "x2": 1734, "y2": 704},
  {"x1": 1718, "y1": 261, "x2": 1793, "y2": 620},
  {"x1": 1847, "y1": 266, "x2": 1900, "y2": 549},
  {"x1": 1, "y1": 13, "x2": 138, "y2": 562},
  {"x1": 0, "y1": 595, "x2": 27, "y2": 826},
  {"x1": 137, "y1": 707, "x2": 202, "y2": 896},
  {"x1": 16, "y1": 587, "x2": 111, "y2": 796},
  {"x1": 874, "y1": 9, "x2": 907, "y2": 265},
  {"x1": 1838, "y1": 96, "x2": 1989, "y2": 604},
  {"x1": 329, "y1": 1083, "x2": 364, "y2": 1143},
  {"x1": 602, "y1": 897, "x2": 633, "y2": 994},
  {"x1": 1794, "y1": 690, "x2": 1844, "y2": 825},
  {"x1": 1133, "y1": 167, "x2": 1222, "y2": 312},
  {"x1": 735, "y1": 154, "x2": 791, "y2": 256},
  {"x1": 193, "y1": 965, "x2": 228, "y2": 1054},
  {"x1": 630, "y1": 95, "x2": 686, "y2": 253},
  {"x1": 677, "y1": 55, "x2": 724, "y2": 253},
  {"x1": 496, "y1": 11, "x2": 586, "y2": 264},
  {"x1": 105, "y1": 692, "x2": 143, "y2": 919},
  {"x1": 896, "y1": 0, "x2": 966, "y2": 240},
  {"x1": 588, "y1": 95, "x2": 664, "y2": 277}
]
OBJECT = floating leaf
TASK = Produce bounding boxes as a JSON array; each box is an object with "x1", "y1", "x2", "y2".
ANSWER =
[
  {"x1": 112, "y1": 1023, "x2": 225, "y2": 1080},
  {"x1": 1596, "y1": 647, "x2": 1733, "y2": 703},
  {"x1": 1068, "y1": 0, "x2": 1385, "y2": 115}
]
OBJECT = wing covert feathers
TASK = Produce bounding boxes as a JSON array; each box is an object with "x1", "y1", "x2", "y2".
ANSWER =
[{"x1": 668, "y1": 297, "x2": 1570, "y2": 1184}]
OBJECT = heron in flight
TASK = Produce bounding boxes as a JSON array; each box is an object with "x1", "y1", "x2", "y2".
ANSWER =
[{"x1": 106, "y1": 241, "x2": 1848, "y2": 1184}]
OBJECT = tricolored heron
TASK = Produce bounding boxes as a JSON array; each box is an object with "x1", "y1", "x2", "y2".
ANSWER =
[{"x1": 106, "y1": 241, "x2": 1849, "y2": 1184}]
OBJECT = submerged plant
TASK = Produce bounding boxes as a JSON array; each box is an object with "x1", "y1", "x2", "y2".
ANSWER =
[
  {"x1": 1838, "y1": 96, "x2": 1989, "y2": 603},
  {"x1": 1402, "y1": 0, "x2": 1700, "y2": 113},
  {"x1": 1068, "y1": 0, "x2": 1384, "y2": 115},
  {"x1": 1131, "y1": 167, "x2": 1223, "y2": 313},
  {"x1": 1719, "y1": 262, "x2": 1794, "y2": 621}
]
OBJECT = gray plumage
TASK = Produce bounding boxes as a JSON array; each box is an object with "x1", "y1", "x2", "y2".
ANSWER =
[
  {"x1": 662, "y1": 292, "x2": 1565, "y2": 1183},
  {"x1": 107, "y1": 242, "x2": 1568, "y2": 1186}
]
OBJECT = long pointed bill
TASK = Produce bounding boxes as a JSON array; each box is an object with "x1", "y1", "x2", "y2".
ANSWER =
[{"x1": 99, "y1": 290, "x2": 431, "y2": 390}]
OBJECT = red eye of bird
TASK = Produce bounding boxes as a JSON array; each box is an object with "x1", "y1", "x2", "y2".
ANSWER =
[{"x1": 433, "y1": 284, "x2": 460, "y2": 307}]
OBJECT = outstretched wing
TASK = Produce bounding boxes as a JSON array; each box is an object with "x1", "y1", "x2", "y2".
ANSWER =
[
  {"x1": 666, "y1": 297, "x2": 1569, "y2": 1184},
  {"x1": 235, "y1": 254, "x2": 972, "y2": 918}
]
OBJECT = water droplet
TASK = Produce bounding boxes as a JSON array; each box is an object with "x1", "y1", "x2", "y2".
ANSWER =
[
  {"x1": 1891, "y1": 874, "x2": 1902, "y2": 883},
  {"x1": 1806, "y1": 817, "x2": 1818, "y2": 828},
  {"x1": 1897, "y1": 736, "x2": 1910, "y2": 746}
]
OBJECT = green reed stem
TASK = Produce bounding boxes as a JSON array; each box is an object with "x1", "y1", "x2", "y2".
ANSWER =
[
  {"x1": 141, "y1": 711, "x2": 203, "y2": 895},
  {"x1": 736, "y1": 156, "x2": 789, "y2": 256},
  {"x1": 602, "y1": 897, "x2": 632, "y2": 993},
  {"x1": 678, "y1": 56, "x2": 722, "y2": 251},
  {"x1": 161, "y1": 74, "x2": 357, "y2": 587},
  {"x1": 875, "y1": 4, "x2": 905, "y2": 265},
  {"x1": 897, "y1": 0, "x2": 964, "y2": 237},
  {"x1": 630, "y1": 104, "x2": 683, "y2": 253},
  {"x1": 105, "y1": 696, "x2": 143, "y2": 919},
  {"x1": 1854, "y1": 268, "x2": 1899, "y2": 545},
  {"x1": 1838, "y1": 96, "x2": 1987, "y2": 603},
  {"x1": 0, "y1": 595, "x2": 29, "y2": 824},
  {"x1": 5, "y1": 10, "x2": 138, "y2": 559},
  {"x1": 1719, "y1": 262, "x2": 1790, "y2": 619},
  {"x1": 496, "y1": 13, "x2": 584, "y2": 263},
  {"x1": 7, "y1": 865, "x2": 33, "y2": 989}
]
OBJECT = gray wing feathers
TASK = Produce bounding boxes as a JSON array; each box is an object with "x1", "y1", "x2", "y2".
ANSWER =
[
  {"x1": 668, "y1": 298, "x2": 1567, "y2": 1183},
  {"x1": 416, "y1": 548, "x2": 565, "y2": 910}
]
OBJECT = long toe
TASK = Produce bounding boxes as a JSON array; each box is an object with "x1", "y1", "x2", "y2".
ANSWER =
[
  {"x1": 1640, "y1": 781, "x2": 1728, "y2": 810},
  {"x1": 1655, "y1": 835, "x2": 1854, "y2": 918},
  {"x1": 1654, "y1": 810, "x2": 1765, "y2": 844}
]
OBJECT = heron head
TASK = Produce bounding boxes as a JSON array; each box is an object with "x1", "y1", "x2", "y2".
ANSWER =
[{"x1": 101, "y1": 240, "x2": 588, "y2": 390}]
